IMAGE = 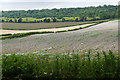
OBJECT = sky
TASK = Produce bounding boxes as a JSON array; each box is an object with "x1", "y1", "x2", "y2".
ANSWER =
[{"x1": 0, "y1": 0, "x2": 119, "y2": 11}]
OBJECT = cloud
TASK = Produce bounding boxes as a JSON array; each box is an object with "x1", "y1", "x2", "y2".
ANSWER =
[
  {"x1": 0, "y1": 1, "x2": 118, "y2": 11},
  {"x1": 0, "y1": 0, "x2": 119, "y2": 2}
]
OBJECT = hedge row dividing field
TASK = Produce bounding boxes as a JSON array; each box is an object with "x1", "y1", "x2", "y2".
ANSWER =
[{"x1": 2, "y1": 50, "x2": 120, "y2": 79}]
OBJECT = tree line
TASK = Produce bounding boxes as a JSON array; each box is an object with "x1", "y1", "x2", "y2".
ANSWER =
[
  {"x1": 1, "y1": 5, "x2": 118, "y2": 23},
  {"x1": 2, "y1": 17, "x2": 90, "y2": 23}
]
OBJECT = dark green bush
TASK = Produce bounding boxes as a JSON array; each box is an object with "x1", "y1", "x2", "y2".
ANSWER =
[{"x1": 2, "y1": 50, "x2": 120, "y2": 79}]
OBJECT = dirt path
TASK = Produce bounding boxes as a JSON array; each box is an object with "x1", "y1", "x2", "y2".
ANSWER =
[{"x1": 1, "y1": 24, "x2": 93, "y2": 35}]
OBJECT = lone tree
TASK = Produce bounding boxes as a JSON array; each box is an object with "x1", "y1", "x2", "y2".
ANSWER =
[
  {"x1": 18, "y1": 18, "x2": 22, "y2": 23},
  {"x1": 14, "y1": 19, "x2": 17, "y2": 23},
  {"x1": 53, "y1": 18, "x2": 57, "y2": 22},
  {"x1": 44, "y1": 18, "x2": 47, "y2": 22},
  {"x1": 75, "y1": 18, "x2": 79, "y2": 22},
  {"x1": 9, "y1": 19, "x2": 13, "y2": 22},
  {"x1": 46, "y1": 19, "x2": 50, "y2": 23},
  {"x1": 62, "y1": 18, "x2": 65, "y2": 22},
  {"x1": 2, "y1": 20, "x2": 4, "y2": 22},
  {"x1": 41, "y1": 20, "x2": 43, "y2": 22}
]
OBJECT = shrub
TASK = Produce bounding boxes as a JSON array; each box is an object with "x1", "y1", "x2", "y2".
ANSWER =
[{"x1": 2, "y1": 50, "x2": 120, "y2": 79}]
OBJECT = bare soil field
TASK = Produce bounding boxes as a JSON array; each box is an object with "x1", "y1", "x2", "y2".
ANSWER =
[
  {"x1": 1, "y1": 20, "x2": 118, "y2": 53},
  {"x1": 1, "y1": 20, "x2": 103, "y2": 30}
]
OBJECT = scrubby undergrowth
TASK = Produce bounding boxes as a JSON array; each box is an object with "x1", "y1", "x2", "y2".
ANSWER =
[{"x1": 2, "y1": 50, "x2": 120, "y2": 79}]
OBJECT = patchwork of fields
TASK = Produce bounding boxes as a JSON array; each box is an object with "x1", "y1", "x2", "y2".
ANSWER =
[
  {"x1": 1, "y1": 23, "x2": 93, "y2": 35},
  {"x1": 2, "y1": 21, "x2": 101, "y2": 30},
  {"x1": 1, "y1": 20, "x2": 118, "y2": 53}
]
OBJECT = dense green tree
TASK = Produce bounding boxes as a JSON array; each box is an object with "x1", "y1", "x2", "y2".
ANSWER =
[
  {"x1": 62, "y1": 18, "x2": 65, "y2": 22},
  {"x1": 53, "y1": 18, "x2": 57, "y2": 22},
  {"x1": 9, "y1": 19, "x2": 13, "y2": 22},
  {"x1": 37, "y1": 20, "x2": 40, "y2": 23},
  {"x1": 2, "y1": 5, "x2": 117, "y2": 20},
  {"x1": 2, "y1": 20, "x2": 4, "y2": 22},
  {"x1": 75, "y1": 18, "x2": 79, "y2": 22},
  {"x1": 1, "y1": 5, "x2": 118, "y2": 23},
  {"x1": 41, "y1": 20, "x2": 43, "y2": 22},
  {"x1": 46, "y1": 19, "x2": 50, "y2": 23},
  {"x1": 14, "y1": 19, "x2": 17, "y2": 23},
  {"x1": 44, "y1": 18, "x2": 47, "y2": 22},
  {"x1": 18, "y1": 18, "x2": 22, "y2": 23}
]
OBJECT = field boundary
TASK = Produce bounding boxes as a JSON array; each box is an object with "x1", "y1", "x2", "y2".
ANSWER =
[{"x1": 0, "y1": 20, "x2": 111, "y2": 40}]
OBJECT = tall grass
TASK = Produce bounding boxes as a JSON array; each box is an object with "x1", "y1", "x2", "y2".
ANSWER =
[{"x1": 2, "y1": 50, "x2": 120, "y2": 79}]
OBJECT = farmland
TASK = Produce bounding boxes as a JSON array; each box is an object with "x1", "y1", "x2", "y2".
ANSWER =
[
  {"x1": 1, "y1": 20, "x2": 118, "y2": 54},
  {"x1": 1, "y1": 4, "x2": 119, "y2": 79},
  {"x1": 1, "y1": 20, "x2": 103, "y2": 30}
]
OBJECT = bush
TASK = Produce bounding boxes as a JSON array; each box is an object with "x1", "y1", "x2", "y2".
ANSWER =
[{"x1": 2, "y1": 50, "x2": 120, "y2": 79}]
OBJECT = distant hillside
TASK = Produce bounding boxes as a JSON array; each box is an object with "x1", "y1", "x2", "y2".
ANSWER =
[{"x1": 2, "y1": 5, "x2": 118, "y2": 20}]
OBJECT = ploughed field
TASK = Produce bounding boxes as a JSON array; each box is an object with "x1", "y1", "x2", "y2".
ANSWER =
[
  {"x1": 1, "y1": 20, "x2": 118, "y2": 53},
  {"x1": 2, "y1": 20, "x2": 102, "y2": 30}
]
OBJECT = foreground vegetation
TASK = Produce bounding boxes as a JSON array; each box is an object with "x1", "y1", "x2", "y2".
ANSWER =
[{"x1": 2, "y1": 50, "x2": 120, "y2": 79}]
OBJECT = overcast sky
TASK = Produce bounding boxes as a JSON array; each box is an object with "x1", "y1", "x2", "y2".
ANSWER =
[
  {"x1": 0, "y1": 0, "x2": 119, "y2": 11},
  {"x1": 0, "y1": 0, "x2": 119, "y2": 2}
]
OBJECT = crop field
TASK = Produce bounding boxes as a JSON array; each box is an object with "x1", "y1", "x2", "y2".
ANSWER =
[
  {"x1": 1, "y1": 20, "x2": 103, "y2": 30},
  {"x1": 1, "y1": 20, "x2": 118, "y2": 54}
]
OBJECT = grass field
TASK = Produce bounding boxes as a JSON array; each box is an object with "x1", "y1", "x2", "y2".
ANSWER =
[{"x1": 2, "y1": 50, "x2": 120, "y2": 79}]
